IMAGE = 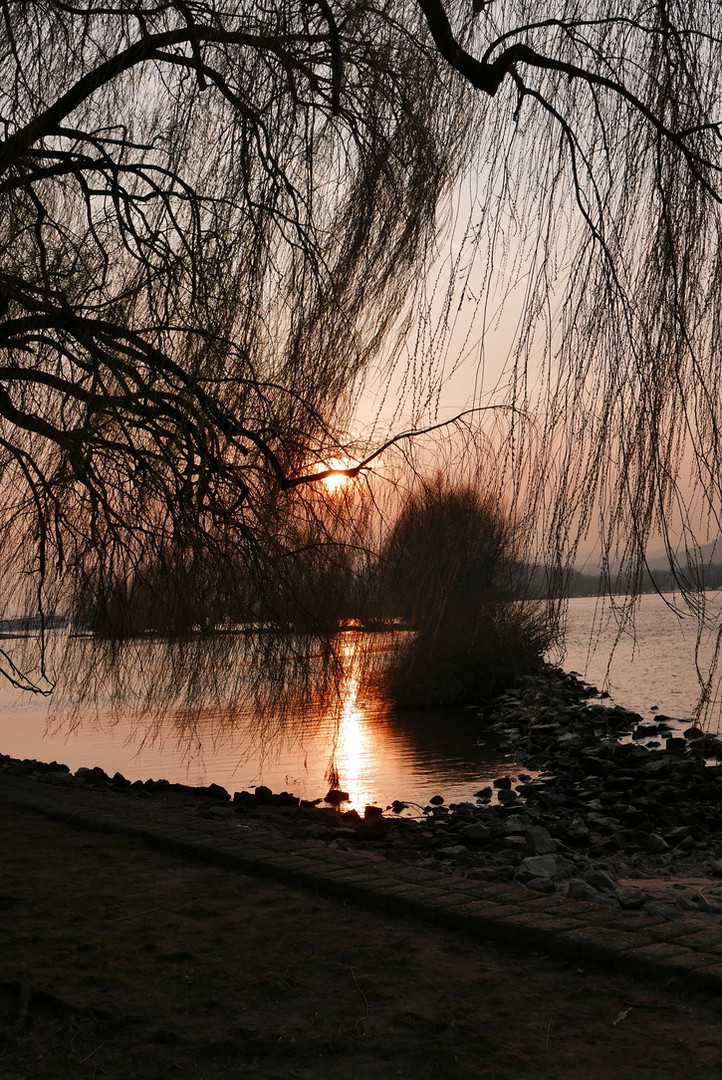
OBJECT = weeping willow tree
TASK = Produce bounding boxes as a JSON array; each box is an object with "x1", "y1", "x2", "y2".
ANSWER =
[
  {"x1": 419, "y1": 1, "x2": 722, "y2": 588},
  {"x1": 0, "y1": 1, "x2": 473, "y2": 695},
  {"x1": 0, "y1": 1, "x2": 720, "y2": 707}
]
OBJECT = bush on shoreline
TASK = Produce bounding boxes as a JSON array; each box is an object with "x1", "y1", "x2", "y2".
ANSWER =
[{"x1": 378, "y1": 475, "x2": 555, "y2": 707}]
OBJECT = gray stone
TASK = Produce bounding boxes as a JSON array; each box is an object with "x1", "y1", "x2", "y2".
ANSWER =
[
  {"x1": 585, "y1": 869, "x2": 617, "y2": 893},
  {"x1": 525, "y1": 826, "x2": 555, "y2": 856},
  {"x1": 501, "y1": 817, "x2": 528, "y2": 836},
  {"x1": 437, "y1": 845, "x2": 468, "y2": 857},
  {"x1": 615, "y1": 885, "x2": 647, "y2": 909},
  {"x1": 501, "y1": 836, "x2": 526, "y2": 850},
  {"x1": 516, "y1": 854, "x2": 559, "y2": 883},
  {"x1": 568, "y1": 878, "x2": 607, "y2": 903},
  {"x1": 647, "y1": 833, "x2": 669, "y2": 853},
  {"x1": 525, "y1": 876, "x2": 556, "y2": 894},
  {"x1": 557, "y1": 732, "x2": 584, "y2": 748}
]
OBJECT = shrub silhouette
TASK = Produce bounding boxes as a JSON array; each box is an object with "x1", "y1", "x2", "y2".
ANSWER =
[{"x1": 380, "y1": 476, "x2": 553, "y2": 706}]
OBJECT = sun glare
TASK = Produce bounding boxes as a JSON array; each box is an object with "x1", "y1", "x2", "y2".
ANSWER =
[{"x1": 319, "y1": 458, "x2": 357, "y2": 492}]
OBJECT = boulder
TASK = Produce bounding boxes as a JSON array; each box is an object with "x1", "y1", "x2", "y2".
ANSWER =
[
  {"x1": 526, "y1": 876, "x2": 556, "y2": 894},
  {"x1": 615, "y1": 885, "x2": 647, "y2": 909},
  {"x1": 568, "y1": 879, "x2": 608, "y2": 903},
  {"x1": 324, "y1": 789, "x2": 350, "y2": 806},
  {"x1": 525, "y1": 826, "x2": 555, "y2": 856},
  {"x1": 516, "y1": 854, "x2": 559, "y2": 883},
  {"x1": 585, "y1": 869, "x2": 617, "y2": 893}
]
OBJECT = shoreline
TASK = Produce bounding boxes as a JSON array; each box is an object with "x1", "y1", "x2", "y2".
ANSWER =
[{"x1": 3, "y1": 665, "x2": 722, "y2": 917}]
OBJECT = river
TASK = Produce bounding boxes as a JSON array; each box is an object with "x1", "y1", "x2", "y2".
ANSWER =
[{"x1": 0, "y1": 593, "x2": 719, "y2": 811}]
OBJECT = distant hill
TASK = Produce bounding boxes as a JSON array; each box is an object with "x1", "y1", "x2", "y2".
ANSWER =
[
  {"x1": 528, "y1": 538, "x2": 722, "y2": 599},
  {"x1": 644, "y1": 538, "x2": 721, "y2": 573}
]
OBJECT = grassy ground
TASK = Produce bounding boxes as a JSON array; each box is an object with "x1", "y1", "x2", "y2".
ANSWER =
[{"x1": 1, "y1": 798, "x2": 722, "y2": 1079}]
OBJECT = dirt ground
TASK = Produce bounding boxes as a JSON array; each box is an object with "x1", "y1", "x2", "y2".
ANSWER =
[{"x1": 2, "y1": 799, "x2": 722, "y2": 1079}]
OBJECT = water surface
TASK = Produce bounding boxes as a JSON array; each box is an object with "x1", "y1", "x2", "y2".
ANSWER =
[{"x1": 0, "y1": 592, "x2": 718, "y2": 808}]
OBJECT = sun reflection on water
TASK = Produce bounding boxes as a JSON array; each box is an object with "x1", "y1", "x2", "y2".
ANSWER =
[{"x1": 324, "y1": 640, "x2": 381, "y2": 813}]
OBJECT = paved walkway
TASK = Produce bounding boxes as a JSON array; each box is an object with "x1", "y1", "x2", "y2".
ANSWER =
[{"x1": 3, "y1": 772, "x2": 722, "y2": 995}]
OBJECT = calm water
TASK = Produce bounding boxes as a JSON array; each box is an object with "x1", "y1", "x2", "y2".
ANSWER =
[
  {"x1": 0, "y1": 593, "x2": 718, "y2": 809},
  {"x1": 562, "y1": 593, "x2": 722, "y2": 723},
  {"x1": 0, "y1": 633, "x2": 509, "y2": 812}
]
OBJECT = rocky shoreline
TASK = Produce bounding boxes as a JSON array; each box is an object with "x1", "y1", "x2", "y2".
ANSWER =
[{"x1": 3, "y1": 665, "x2": 722, "y2": 918}]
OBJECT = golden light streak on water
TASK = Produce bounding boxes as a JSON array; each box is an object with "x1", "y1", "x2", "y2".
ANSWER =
[{"x1": 324, "y1": 641, "x2": 379, "y2": 813}]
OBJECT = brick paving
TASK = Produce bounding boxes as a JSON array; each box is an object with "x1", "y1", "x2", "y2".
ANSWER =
[{"x1": 3, "y1": 772, "x2": 722, "y2": 994}]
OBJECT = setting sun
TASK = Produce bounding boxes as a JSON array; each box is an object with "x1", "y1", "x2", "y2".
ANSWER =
[{"x1": 319, "y1": 458, "x2": 358, "y2": 492}]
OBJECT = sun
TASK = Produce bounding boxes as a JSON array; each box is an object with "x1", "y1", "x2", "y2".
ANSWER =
[{"x1": 319, "y1": 457, "x2": 357, "y2": 492}]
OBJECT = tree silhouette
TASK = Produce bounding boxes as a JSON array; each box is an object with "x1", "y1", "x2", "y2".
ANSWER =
[
  {"x1": 379, "y1": 473, "x2": 553, "y2": 705},
  {"x1": 0, "y1": 1, "x2": 719, "y2": 691}
]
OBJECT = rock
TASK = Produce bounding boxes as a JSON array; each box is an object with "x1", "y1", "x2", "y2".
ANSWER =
[
  {"x1": 364, "y1": 804, "x2": 384, "y2": 819},
  {"x1": 633, "y1": 723, "x2": 665, "y2": 739},
  {"x1": 647, "y1": 833, "x2": 669, "y2": 853},
  {"x1": 557, "y1": 732, "x2": 584, "y2": 748},
  {"x1": 525, "y1": 826, "x2": 555, "y2": 856},
  {"x1": 254, "y1": 785, "x2": 273, "y2": 802},
  {"x1": 568, "y1": 879, "x2": 607, "y2": 903},
  {"x1": 493, "y1": 776, "x2": 512, "y2": 789},
  {"x1": 565, "y1": 819, "x2": 591, "y2": 845},
  {"x1": 501, "y1": 817, "x2": 529, "y2": 836},
  {"x1": 459, "y1": 823, "x2": 492, "y2": 844},
  {"x1": 474, "y1": 787, "x2": 492, "y2": 801},
  {"x1": 391, "y1": 800, "x2": 408, "y2": 814},
  {"x1": 665, "y1": 736, "x2": 687, "y2": 752},
  {"x1": 497, "y1": 789, "x2": 518, "y2": 804},
  {"x1": 585, "y1": 869, "x2": 617, "y2": 893},
  {"x1": 203, "y1": 783, "x2": 231, "y2": 802},
  {"x1": 437, "y1": 845, "x2": 468, "y2": 858},
  {"x1": 615, "y1": 885, "x2": 647, "y2": 909},
  {"x1": 664, "y1": 826, "x2": 692, "y2": 845},
  {"x1": 525, "y1": 876, "x2": 556, "y2": 893},
  {"x1": 501, "y1": 836, "x2": 526, "y2": 850},
  {"x1": 324, "y1": 789, "x2": 350, "y2": 805},
  {"x1": 75, "y1": 766, "x2": 108, "y2": 784},
  {"x1": 145, "y1": 778, "x2": 169, "y2": 790},
  {"x1": 270, "y1": 791, "x2": 300, "y2": 807},
  {"x1": 429, "y1": 794, "x2": 445, "y2": 805},
  {"x1": 516, "y1": 854, "x2": 559, "y2": 883}
]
